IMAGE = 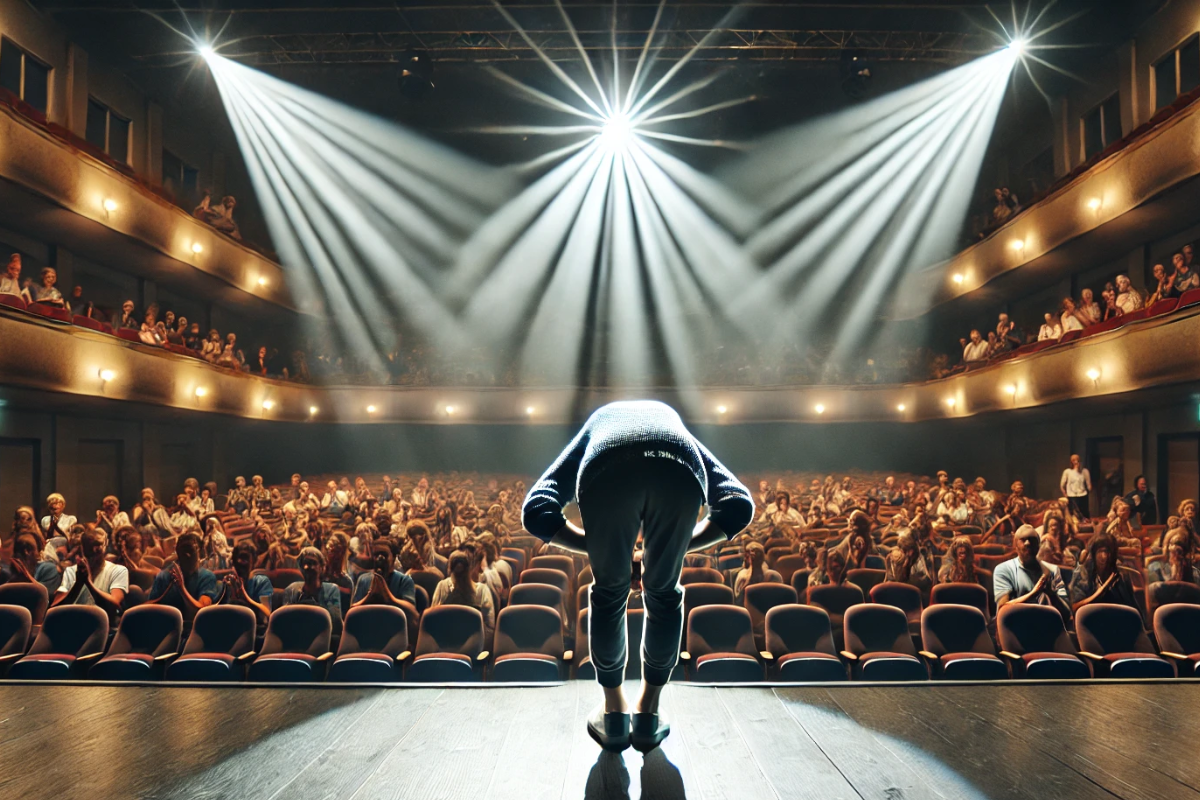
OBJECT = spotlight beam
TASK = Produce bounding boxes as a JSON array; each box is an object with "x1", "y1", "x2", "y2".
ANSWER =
[
  {"x1": 639, "y1": 94, "x2": 758, "y2": 127},
  {"x1": 483, "y1": 66, "x2": 600, "y2": 122},
  {"x1": 623, "y1": 0, "x2": 668, "y2": 115},
  {"x1": 552, "y1": 0, "x2": 614, "y2": 117}
]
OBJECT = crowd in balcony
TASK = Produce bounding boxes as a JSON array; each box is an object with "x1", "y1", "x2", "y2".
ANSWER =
[{"x1": 949, "y1": 243, "x2": 1200, "y2": 372}]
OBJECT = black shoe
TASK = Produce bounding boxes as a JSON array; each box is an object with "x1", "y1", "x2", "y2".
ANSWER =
[
  {"x1": 630, "y1": 711, "x2": 670, "y2": 753},
  {"x1": 587, "y1": 705, "x2": 631, "y2": 752}
]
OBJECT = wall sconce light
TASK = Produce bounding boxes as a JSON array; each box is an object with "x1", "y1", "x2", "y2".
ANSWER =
[
  {"x1": 366, "y1": 405, "x2": 377, "y2": 414},
  {"x1": 814, "y1": 403, "x2": 826, "y2": 415},
  {"x1": 194, "y1": 386, "x2": 208, "y2": 397},
  {"x1": 262, "y1": 400, "x2": 275, "y2": 411},
  {"x1": 99, "y1": 369, "x2": 116, "y2": 382},
  {"x1": 103, "y1": 198, "x2": 118, "y2": 212},
  {"x1": 191, "y1": 242, "x2": 203, "y2": 254},
  {"x1": 952, "y1": 273, "x2": 964, "y2": 285}
]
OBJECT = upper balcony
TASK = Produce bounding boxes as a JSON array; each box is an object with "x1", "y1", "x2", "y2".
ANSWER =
[
  {"x1": 894, "y1": 82, "x2": 1200, "y2": 319},
  {"x1": 0, "y1": 87, "x2": 293, "y2": 315}
]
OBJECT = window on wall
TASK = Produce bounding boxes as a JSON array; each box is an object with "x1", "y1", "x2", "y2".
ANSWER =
[
  {"x1": 1082, "y1": 93, "x2": 1121, "y2": 159},
  {"x1": 0, "y1": 38, "x2": 50, "y2": 113},
  {"x1": 1154, "y1": 35, "x2": 1200, "y2": 110},
  {"x1": 162, "y1": 148, "x2": 199, "y2": 207},
  {"x1": 85, "y1": 98, "x2": 130, "y2": 163}
]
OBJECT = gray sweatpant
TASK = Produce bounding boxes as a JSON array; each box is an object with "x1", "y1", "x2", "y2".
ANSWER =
[{"x1": 578, "y1": 457, "x2": 702, "y2": 688}]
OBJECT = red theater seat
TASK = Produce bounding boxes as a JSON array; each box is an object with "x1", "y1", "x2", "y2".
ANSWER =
[
  {"x1": 72, "y1": 314, "x2": 105, "y2": 331},
  {"x1": 1146, "y1": 298, "x2": 1178, "y2": 317},
  {"x1": 1179, "y1": 287, "x2": 1200, "y2": 309},
  {"x1": 115, "y1": 328, "x2": 141, "y2": 343},
  {"x1": 27, "y1": 303, "x2": 71, "y2": 322},
  {"x1": 0, "y1": 293, "x2": 27, "y2": 311}
]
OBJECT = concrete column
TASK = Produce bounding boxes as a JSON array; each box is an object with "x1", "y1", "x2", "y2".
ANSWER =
[
  {"x1": 1051, "y1": 95, "x2": 1072, "y2": 176},
  {"x1": 144, "y1": 100, "x2": 162, "y2": 183},
  {"x1": 1118, "y1": 40, "x2": 1139, "y2": 132}
]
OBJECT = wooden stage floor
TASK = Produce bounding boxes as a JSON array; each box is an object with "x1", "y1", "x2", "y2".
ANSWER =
[{"x1": 0, "y1": 680, "x2": 1195, "y2": 800}]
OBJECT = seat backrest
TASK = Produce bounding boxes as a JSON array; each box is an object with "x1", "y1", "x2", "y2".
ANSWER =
[
  {"x1": 265, "y1": 569, "x2": 304, "y2": 590},
  {"x1": 718, "y1": 554, "x2": 743, "y2": 573},
  {"x1": 414, "y1": 605, "x2": 485, "y2": 658},
  {"x1": 1075, "y1": 603, "x2": 1154, "y2": 655},
  {"x1": 108, "y1": 605, "x2": 183, "y2": 657},
  {"x1": 930, "y1": 582, "x2": 990, "y2": 619},
  {"x1": 337, "y1": 605, "x2": 408, "y2": 659},
  {"x1": 680, "y1": 567, "x2": 724, "y2": 586},
  {"x1": 683, "y1": 582, "x2": 735, "y2": 621},
  {"x1": 773, "y1": 555, "x2": 808, "y2": 584},
  {"x1": 764, "y1": 603, "x2": 836, "y2": 658},
  {"x1": 1147, "y1": 581, "x2": 1200, "y2": 614},
  {"x1": 843, "y1": 604, "x2": 915, "y2": 657},
  {"x1": 520, "y1": 567, "x2": 571, "y2": 596},
  {"x1": 920, "y1": 604, "x2": 994, "y2": 657},
  {"x1": 870, "y1": 582, "x2": 923, "y2": 617},
  {"x1": 996, "y1": 604, "x2": 1076, "y2": 656},
  {"x1": 744, "y1": 583, "x2": 798, "y2": 623},
  {"x1": 508, "y1": 583, "x2": 564, "y2": 610},
  {"x1": 1154, "y1": 603, "x2": 1200, "y2": 655},
  {"x1": 493, "y1": 605, "x2": 564, "y2": 659},
  {"x1": 763, "y1": 537, "x2": 792, "y2": 553},
  {"x1": 410, "y1": 570, "x2": 442, "y2": 599},
  {"x1": 0, "y1": 604, "x2": 32, "y2": 657},
  {"x1": 182, "y1": 605, "x2": 257, "y2": 656},
  {"x1": 806, "y1": 583, "x2": 865, "y2": 616},
  {"x1": 260, "y1": 605, "x2": 331, "y2": 657},
  {"x1": 127, "y1": 567, "x2": 158, "y2": 592},
  {"x1": 500, "y1": 548, "x2": 526, "y2": 576},
  {"x1": 686, "y1": 605, "x2": 757, "y2": 659},
  {"x1": 765, "y1": 547, "x2": 792, "y2": 568},
  {"x1": 846, "y1": 568, "x2": 887, "y2": 596},
  {"x1": 0, "y1": 582, "x2": 49, "y2": 625},
  {"x1": 27, "y1": 605, "x2": 109, "y2": 657},
  {"x1": 789, "y1": 569, "x2": 811, "y2": 596},
  {"x1": 529, "y1": 555, "x2": 575, "y2": 584}
]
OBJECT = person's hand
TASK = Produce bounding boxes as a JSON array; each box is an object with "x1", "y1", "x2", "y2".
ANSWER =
[
  {"x1": 76, "y1": 557, "x2": 90, "y2": 584},
  {"x1": 171, "y1": 564, "x2": 185, "y2": 588},
  {"x1": 1032, "y1": 572, "x2": 1049, "y2": 596}
]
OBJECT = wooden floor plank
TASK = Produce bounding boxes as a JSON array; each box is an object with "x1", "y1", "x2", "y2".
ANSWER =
[
  {"x1": 938, "y1": 685, "x2": 1200, "y2": 800},
  {"x1": 487, "y1": 681, "x2": 579, "y2": 800},
  {"x1": 347, "y1": 686, "x2": 528, "y2": 800},
  {"x1": 715, "y1": 687, "x2": 861, "y2": 800},
  {"x1": 668, "y1": 684, "x2": 778, "y2": 800},
  {"x1": 828, "y1": 685, "x2": 1116, "y2": 800},
  {"x1": 774, "y1": 686, "x2": 947, "y2": 800}
]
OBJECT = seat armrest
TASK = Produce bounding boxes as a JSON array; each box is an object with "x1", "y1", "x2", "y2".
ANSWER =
[
  {"x1": 1160, "y1": 651, "x2": 1188, "y2": 660},
  {"x1": 316, "y1": 652, "x2": 334, "y2": 661},
  {"x1": 396, "y1": 650, "x2": 411, "y2": 662},
  {"x1": 839, "y1": 651, "x2": 858, "y2": 661},
  {"x1": 76, "y1": 651, "x2": 105, "y2": 662},
  {"x1": 562, "y1": 650, "x2": 573, "y2": 662},
  {"x1": 998, "y1": 650, "x2": 1021, "y2": 660},
  {"x1": 918, "y1": 650, "x2": 939, "y2": 661},
  {"x1": 475, "y1": 650, "x2": 490, "y2": 662},
  {"x1": 153, "y1": 652, "x2": 179, "y2": 662},
  {"x1": 236, "y1": 651, "x2": 258, "y2": 662},
  {"x1": 679, "y1": 651, "x2": 691, "y2": 661},
  {"x1": 759, "y1": 651, "x2": 774, "y2": 661},
  {"x1": 0, "y1": 653, "x2": 23, "y2": 664},
  {"x1": 1078, "y1": 651, "x2": 1103, "y2": 661}
]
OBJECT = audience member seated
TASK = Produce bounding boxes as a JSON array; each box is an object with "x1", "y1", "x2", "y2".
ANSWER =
[
  {"x1": 962, "y1": 330, "x2": 988, "y2": 362},
  {"x1": 1169, "y1": 251, "x2": 1199, "y2": 297},
  {"x1": 883, "y1": 530, "x2": 935, "y2": 603},
  {"x1": 1059, "y1": 297, "x2": 1085, "y2": 332},
  {"x1": 282, "y1": 547, "x2": 344, "y2": 621},
  {"x1": 52, "y1": 528, "x2": 127, "y2": 624},
  {"x1": 93, "y1": 495, "x2": 131, "y2": 539},
  {"x1": 1114, "y1": 274, "x2": 1143, "y2": 315},
  {"x1": 2, "y1": 528, "x2": 61, "y2": 593},
  {"x1": 1068, "y1": 534, "x2": 1139, "y2": 613},
  {"x1": 1124, "y1": 475, "x2": 1157, "y2": 527},
  {"x1": 133, "y1": 488, "x2": 178, "y2": 543},
  {"x1": 33, "y1": 267, "x2": 65, "y2": 308},
  {"x1": 1147, "y1": 529, "x2": 1200, "y2": 586},
  {"x1": 1036, "y1": 515, "x2": 1077, "y2": 569},
  {"x1": 351, "y1": 537, "x2": 416, "y2": 609},
  {"x1": 1037, "y1": 312, "x2": 1061, "y2": 341},
  {"x1": 937, "y1": 536, "x2": 980, "y2": 585},
  {"x1": 808, "y1": 548, "x2": 848, "y2": 588},
  {"x1": 40, "y1": 492, "x2": 76, "y2": 541},
  {"x1": 732, "y1": 542, "x2": 782, "y2": 605},
  {"x1": 0, "y1": 253, "x2": 31, "y2": 302},
  {"x1": 431, "y1": 549, "x2": 495, "y2": 640},
  {"x1": 993, "y1": 525, "x2": 1072, "y2": 622},
  {"x1": 146, "y1": 532, "x2": 220, "y2": 620}
]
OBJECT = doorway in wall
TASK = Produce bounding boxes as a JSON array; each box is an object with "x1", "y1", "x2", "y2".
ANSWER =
[
  {"x1": 1159, "y1": 434, "x2": 1200, "y2": 520},
  {"x1": 1086, "y1": 436, "x2": 1124, "y2": 519}
]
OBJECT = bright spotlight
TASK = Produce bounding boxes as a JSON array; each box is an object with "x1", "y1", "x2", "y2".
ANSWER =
[
  {"x1": 102, "y1": 198, "x2": 118, "y2": 213},
  {"x1": 1008, "y1": 39, "x2": 1028, "y2": 55},
  {"x1": 599, "y1": 114, "x2": 634, "y2": 151},
  {"x1": 199, "y1": 44, "x2": 215, "y2": 60}
]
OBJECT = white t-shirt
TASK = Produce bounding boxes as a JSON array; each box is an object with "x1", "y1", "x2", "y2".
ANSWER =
[
  {"x1": 963, "y1": 340, "x2": 989, "y2": 361},
  {"x1": 1061, "y1": 314, "x2": 1083, "y2": 332},
  {"x1": 57, "y1": 560, "x2": 130, "y2": 606},
  {"x1": 1038, "y1": 323, "x2": 1061, "y2": 341},
  {"x1": 1060, "y1": 467, "x2": 1091, "y2": 497},
  {"x1": 41, "y1": 514, "x2": 77, "y2": 537}
]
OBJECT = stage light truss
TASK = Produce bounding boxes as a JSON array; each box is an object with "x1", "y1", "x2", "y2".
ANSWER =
[{"x1": 135, "y1": 29, "x2": 989, "y2": 66}]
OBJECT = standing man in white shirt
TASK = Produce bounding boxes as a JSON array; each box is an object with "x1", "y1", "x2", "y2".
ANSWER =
[{"x1": 1059, "y1": 454, "x2": 1092, "y2": 520}]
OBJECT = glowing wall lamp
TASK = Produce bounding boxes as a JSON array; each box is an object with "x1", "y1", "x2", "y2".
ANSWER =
[
  {"x1": 309, "y1": 405, "x2": 319, "y2": 416},
  {"x1": 814, "y1": 403, "x2": 826, "y2": 415},
  {"x1": 257, "y1": 276, "x2": 269, "y2": 287},
  {"x1": 1087, "y1": 197, "x2": 1102, "y2": 212},
  {"x1": 525, "y1": 406, "x2": 536, "y2": 416},
  {"x1": 262, "y1": 400, "x2": 275, "y2": 411},
  {"x1": 1009, "y1": 239, "x2": 1025, "y2": 255},
  {"x1": 445, "y1": 405, "x2": 456, "y2": 416},
  {"x1": 102, "y1": 198, "x2": 118, "y2": 213},
  {"x1": 194, "y1": 386, "x2": 208, "y2": 398},
  {"x1": 1086, "y1": 368, "x2": 1100, "y2": 383},
  {"x1": 896, "y1": 403, "x2": 906, "y2": 412},
  {"x1": 945, "y1": 397, "x2": 956, "y2": 409},
  {"x1": 99, "y1": 369, "x2": 116, "y2": 383},
  {"x1": 191, "y1": 242, "x2": 204, "y2": 254},
  {"x1": 951, "y1": 273, "x2": 964, "y2": 285},
  {"x1": 366, "y1": 404, "x2": 377, "y2": 414},
  {"x1": 716, "y1": 405, "x2": 728, "y2": 415}
]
